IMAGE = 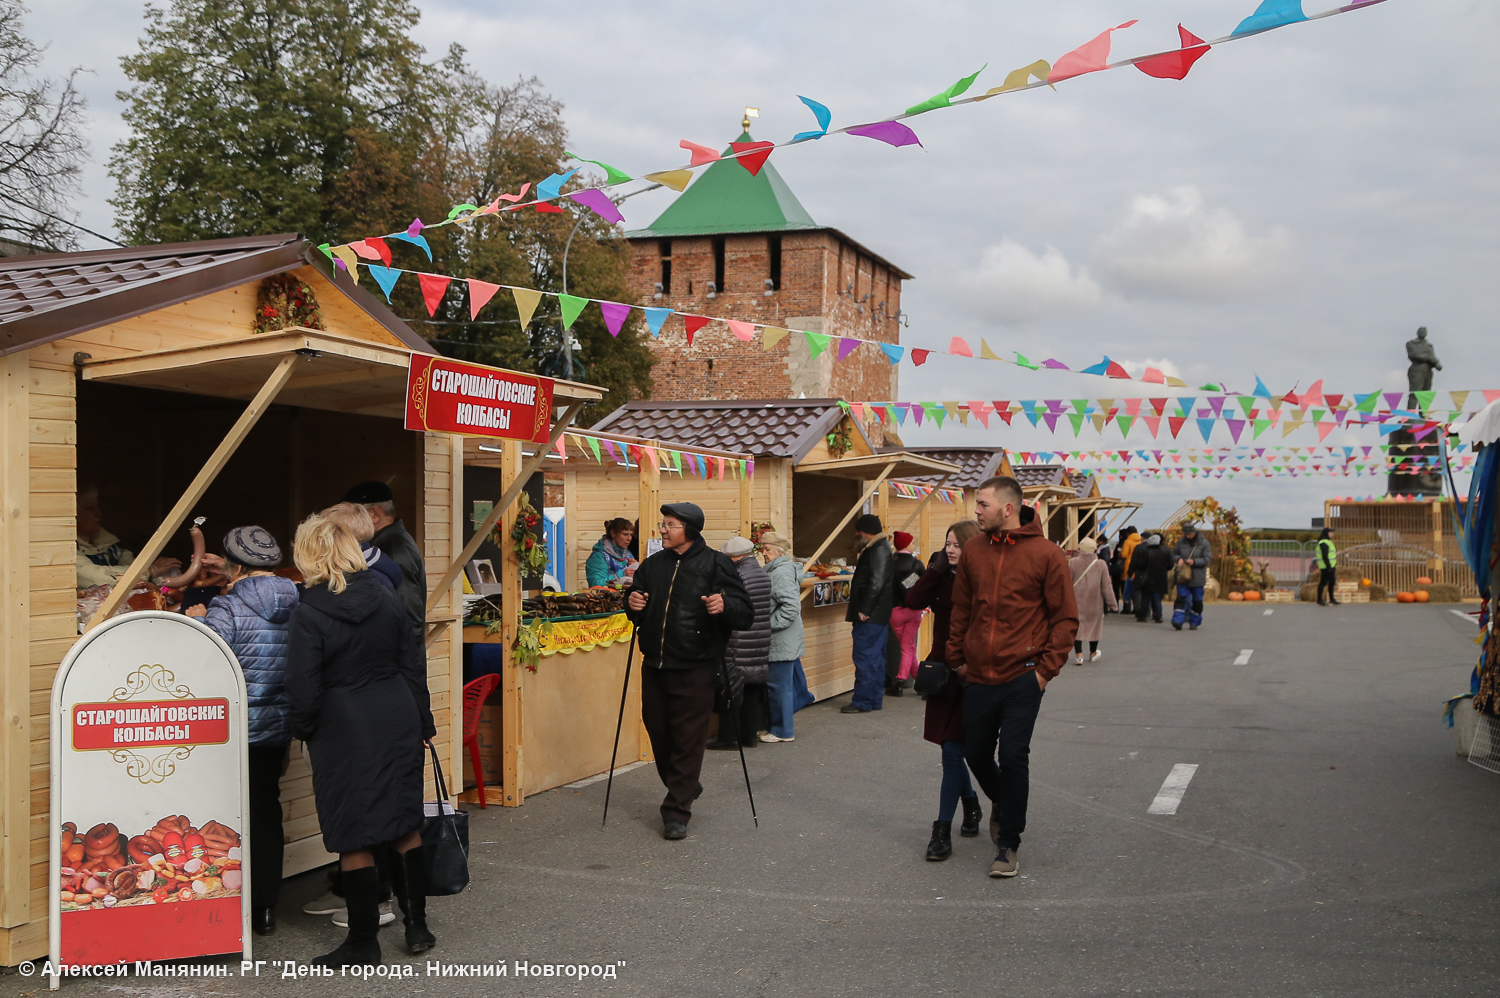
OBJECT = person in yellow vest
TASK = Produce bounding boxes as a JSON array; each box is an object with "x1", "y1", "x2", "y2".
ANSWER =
[{"x1": 1316, "y1": 527, "x2": 1339, "y2": 606}]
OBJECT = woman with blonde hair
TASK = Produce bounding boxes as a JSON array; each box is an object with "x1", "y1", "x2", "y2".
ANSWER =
[
  {"x1": 285, "y1": 510, "x2": 436, "y2": 967},
  {"x1": 321, "y1": 502, "x2": 402, "y2": 589}
]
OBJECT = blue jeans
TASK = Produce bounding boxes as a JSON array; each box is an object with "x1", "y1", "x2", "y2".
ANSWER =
[
  {"x1": 792, "y1": 659, "x2": 815, "y2": 711},
  {"x1": 766, "y1": 659, "x2": 799, "y2": 738},
  {"x1": 1173, "y1": 584, "x2": 1205, "y2": 627},
  {"x1": 850, "y1": 621, "x2": 889, "y2": 710},
  {"x1": 939, "y1": 740, "x2": 975, "y2": 822},
  {"x1": 1122, "y1": 577, "x2": 1134, "y2": 604}
]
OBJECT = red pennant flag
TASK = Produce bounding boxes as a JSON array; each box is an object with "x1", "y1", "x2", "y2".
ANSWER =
[
  {"x1": 911, "y1": 349, "x2": 930, "y2": 366},
  {"x1": 729, "y1": 141, "x2": 774, "y2": 176},
  {"x1": 1134, "y1": 25, "x2": 1211, "y2": 80},
  {"x1": 1150, "y1": 398, "x2": 1168, "y2": 415},
  {"x1": 1168, "y1": 416, "x2": 1187, "y2": 438},
  {"x1": 467, "y1": 279, "x2": 502, "y2": 320},
  {"x1": 1105, "y1": 360, "x2": 1130, "y2": 379},
  {"x1": 997, "y1": 409, "x2": 1015, "y2": 425},
  {"x1": 683, "y1": 315, "x2": 710, "y2": 345},
  {"x1": 419, "y1": 274, "x2": 451, "y2": 316},
  {"x1": 536, "y1": 202, "x2": 565, "y2": 213},
  {"x1": 363, "y1": 237, "x2": 392, "y2": 266}
]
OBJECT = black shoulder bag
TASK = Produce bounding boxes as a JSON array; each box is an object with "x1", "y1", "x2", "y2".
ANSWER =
[
  {"x1": 913, "y1": 659, "x2": 951, "y2": 697},
  {"x1": 421, "y1": 740, "x2": 471, "y2": 896}
]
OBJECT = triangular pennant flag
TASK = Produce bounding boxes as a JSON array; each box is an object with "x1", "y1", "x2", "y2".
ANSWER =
[
  {"x1": 331, "y1": 246, "x2": 360, "y2": 281},
  {"x1": 948, "y1": 336, "x2": 973, "y2": 357},
  {"x1": 565, "y1": 152, "x2": 633, "y2": 186},
  {"x1": 367, "y1": 264, "x2": 401, "y2": 302},
  {"x1": 643, "y1": 306, "x2": 672, "y2": 337},
  {"x1": 561, "y1": 294, "x2": 588, "y2": 328},
  {"x1": 969, "y1": 401, "x2": 991, "y2": 429},
  {"x1": 535, "y1": 169, "x2": 577, "y2": 201},
  {"x1": 1226, "y1": 419, "x2": 1245, "y2": 444},
  {"x1": 762, "y1": 327, "x2": 790, "y2": 351},
  {"x1": 1196, "y1": 418, "x2": 1215, "y2": 442},
  {"x1": 585, "y1": 435, "x2": 602, "y2": 463},
  {"x1": 1415, "y1": 390, "x2": 1436, "y2": 411},
  {"x1": 684, "y1": 315, "x2": 711, "y2": 345},
  {"x1": 1014, "y1": 352, "x2": 1039, "y2": 370},
  {"x1": 910, "y1": 348, "x2": 930, "y2": 366},
  {"x1": 729, "y1": 141, "x2": 775, "y2": 176},
  {"x1": 1067, "y1": 413, "x2": 1086, "y2": 436},
  {"x1": 1081, "y1": 357, "x2": 1110, "y2": 376},
  {"x1": 644, "y1": 170, "x2": 693, "y2": 192},
  {"x1": 728, "y1": 320, "x2": 756, "y2": 342},
  {"x1": 879, "y1": 342, "x2": 903, "y2": 364},
  {"x1": 979, "y1": 339, "x2": 1002, "y2": 361},
  {"x1": 467, "y1": 279, "x2": 502, "y2": 320},
  {"x1": 389, "y1": 231, "x2": 432, "y2": 260},
  {"x1": 906, "y1": 64, "x2": 987, "y2": 116},
  {"x1": 981, "y1": 60, "x2": 1053, "y2": 98},
  {"x1": 1316, "y1": 421, "x2": 1336, "y2": 442},
  {"x1": 837, "y1": 337, "x2": 861, "y2": 360},
  {"x1": 679, "y1": 140, "x2": 721, "y2": 166},
  {"x1": 1134, "y1": 24, "x2": 1211, "y2": 80},
  {"x1": 567, "y1": 189, "x2": 624, "y2": 224},
  {"x1": 513, "y1": 288, "x2": 544, "y2": 328},
  {"x1": 1234, "y1": 0, "x2": 1307, "y2": 37},
  {"x1": 847, "y1": 120, "x2": 922, "y2": 148},
  {"x1": 1168, "y1": 415, "x2": 1187, "y2": 438},
  {"x1": 361, "y1": 237, "x2": 392, "y2": 265},
  {"x1": 791, "y1": 95, "x2": 832, "y2": 142},
  {"x1": 1050, "y1": 20, "x2": 1138, "y2": 82},
  {"x1": 804, "y1": 330, "x2": 830, "y2": 358},
  {"x1": 600, "y1": 301, "x2": 632, "y2": 338},
  {"x1": 1451, "y1": 390, "x2": 1470, "y2": 411},
  {"x1": 418, "y1": 273, "x2": 451, "y2": 316}
]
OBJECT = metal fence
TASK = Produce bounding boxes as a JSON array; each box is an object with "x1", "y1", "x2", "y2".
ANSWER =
[
  {"x1": 1247, "y1": 538, "x2": 1477, "y2": 597},
  {"x1": 1247, "y1": 540, "x2": 1313, "y2": 589}
]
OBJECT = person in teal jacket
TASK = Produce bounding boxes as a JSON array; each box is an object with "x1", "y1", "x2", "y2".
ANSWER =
[{"x1": 586, "y1": 518, "x2": 638, "y2": 586}]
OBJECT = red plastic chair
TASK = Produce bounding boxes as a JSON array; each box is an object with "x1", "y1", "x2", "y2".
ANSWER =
[{"x1": 462, "y1": 674, "x2": 501, "y2": 807}]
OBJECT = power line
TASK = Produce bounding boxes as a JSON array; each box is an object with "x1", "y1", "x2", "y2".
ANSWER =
[{"x1": 0, "y1": 191, "x2": 127, "y2": 248}]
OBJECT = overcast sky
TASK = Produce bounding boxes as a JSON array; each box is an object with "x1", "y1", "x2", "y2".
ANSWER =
[{"x1": 29, "y1": 0, "x2": 1497, "y2": 530}]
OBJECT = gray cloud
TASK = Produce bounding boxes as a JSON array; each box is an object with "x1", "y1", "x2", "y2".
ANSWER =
[{"x1": 953, "y1": 240, "x2": 1103, "y2": 325}]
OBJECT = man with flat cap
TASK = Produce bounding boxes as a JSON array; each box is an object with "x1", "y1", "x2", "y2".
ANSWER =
[
  {"x1": 625, "y1": 502, "x2": 753, "y2": 840},
  {"x1": 343, "y1": 481, "x2": 427, "y2": 642},
  {"x1": 842, "y1": 513, "x2": 894, "y2": 715}
]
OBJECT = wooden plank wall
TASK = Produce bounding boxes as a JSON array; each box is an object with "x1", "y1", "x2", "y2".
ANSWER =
[
  {"x1": 423, "y1": 433, "x2": 463, "y2": 793},
  {"x1": 801, "y1": 603, "x2": 855, "y2": 701}
]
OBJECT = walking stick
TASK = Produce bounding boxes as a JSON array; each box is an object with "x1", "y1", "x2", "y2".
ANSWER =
[
  {"x1": 721, "y1": 655, "x2": 760, "y2": 828},
  {"x1": 601, "y1": 634, "x2": 636, "y2": 829}
]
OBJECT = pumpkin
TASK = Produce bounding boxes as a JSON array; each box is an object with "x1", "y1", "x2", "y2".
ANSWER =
[
  {"x1": 1244, "y1": 589, "x2": 1262, "y2": 601},
  {"x1": 1415, "y1": 576, "x2": 1433, "y2": 586},
  {"x1": 1229, "y1": 591, "x2": 1244, "y2": 601},
  {"x1": 1361, "y1": 578, "x2": 1371, "y2": 587},
  {"x1": 1414, "y1": 590, "x2": 1430, "y2": 603},
  {"x1": 1397, "y1": 592, "x2": 1415, "y2": 603}
]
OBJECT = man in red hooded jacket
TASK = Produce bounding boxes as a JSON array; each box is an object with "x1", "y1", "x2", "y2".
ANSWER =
[{"x1": 947, "y1": 476, "x2": 1078, "y2": 879}]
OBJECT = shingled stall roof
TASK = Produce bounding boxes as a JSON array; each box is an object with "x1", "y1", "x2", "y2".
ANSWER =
[
  {"x1": 624, "y1": 130, "x2": 913, "y2": 280},
  {"x1": 1069, "y1": 469, "x2": 1098, "y2": 499},
  {"x1": 0, "y1": 233, "x2": 435, "y2": 357},
  {"x1": 891, "y1": 447, "x2": 1008, "y2": 489},
  {"x1": 1014, "y1": 464, "x2": 1069, "y2": 489},
  {"x1": 592, "y1": 398, "x2": 851, "y2": 462}
]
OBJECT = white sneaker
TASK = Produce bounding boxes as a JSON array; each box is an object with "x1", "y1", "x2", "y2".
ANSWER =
[
  {"x1": 758, "y1": 732, "x2": 793, "y2": 743},
  {"x1": 302, "y1": 890, "x2": 343, "y2": 915},
  {"x1": 1076, "y1": 654, "x2": 1085, "y2": 665},
  {"x1": 1090, "y1": 651, "x2": 1102, "y2": 662},
  {"x1": 332, "y1": 900, "x2": 397, "y2": 927}
]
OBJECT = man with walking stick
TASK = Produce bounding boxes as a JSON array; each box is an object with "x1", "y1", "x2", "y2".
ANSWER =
[{"x1": 624, "y1": 503, "x2": 753, "y2": 839}]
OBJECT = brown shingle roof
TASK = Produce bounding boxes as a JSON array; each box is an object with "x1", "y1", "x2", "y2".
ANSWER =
[
  {"x1": 591, "y1": 399, "x2": 851, "y2": 461},
  {"x1": 891, "y1": 447, "x2": 1007, "y2": 489},
  {"x1": 1069, "y1": 470, "x2": 1096, "y2": 498},
  {"x1": 0, "y1": 234, "x2": 434, "y2": 357},
  {"x1": 1014, "y1": 464, "x2": 1067, "y2": 488}
]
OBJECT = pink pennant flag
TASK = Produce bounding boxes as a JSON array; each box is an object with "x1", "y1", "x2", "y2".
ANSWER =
[
  {"x1": 1303, "y1": 379, "x2": 1325, "y2": 409},
  {"x1": 645, "y1": 446, "x2": 661, "y2": 471},
  {"x1": 851, "y1": 402, "x2": 866, "y2": 423},
  {"x1": 600, "y1": 301, "x2": 632, "y2": 338},
  {"x1": 554, "y1": 437, "x2": 567, "y2": 460},
  {"x1": 716, "y1": 456, "x2": 726, "y2": 482},
  {"x1": 497, "y1": 183, "x2": 532, "y2": 203},
  {"x1": 968, "y1": 401, "x2": 991, "y2": 428},
  {"x1": 1125, "y1": 398, "x2": 1142, "y2": 416},
  {"x1": 680, "y1": 140, "x2": 721, "y2": 166},
  {"x1": 348, "y1": 241, "x2": 382, "y2": 261},
  {"x1": 1316, "y1": 421, "x2": 1336, "y2": 442},
  {"x1": 948, "y1": 337, "x2": 974, "y2": 357},
  {"x1": 1144, "y1": 416, "x2": 1162, "y2": 438},
  {"x1": 728, "y1": 320, "x2": 756, "y2": 342},
  {"x1": 1484, "y1": 390, "x2": 1500, "y2": 404},
  {"x1": 1050, "y1": 20, "x2": 1138, "y2": 83},
  {"x1": 467, "y1": 279, "x2": 502, "y2": 320},
  {"x1": 837, "y1": 337, "x2": 861, "y2": 360},
  {"x1": 418, "y1": 273, "x2": 451, "y2": 316},
  {"x1": 1142, "y1": 368, "x2": 1165, "y2": 384}
]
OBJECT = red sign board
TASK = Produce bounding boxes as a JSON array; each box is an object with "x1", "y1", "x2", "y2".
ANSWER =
[
  {"x1": 405, "y1": 355, "x2": 555, "y2": 443},
  {"x1": 71, "y1": 699, "x2": 230, "y2": 751}
]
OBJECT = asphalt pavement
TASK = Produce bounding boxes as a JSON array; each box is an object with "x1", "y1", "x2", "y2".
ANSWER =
[{"x1": 10, "y1": 602, "x2": 1499, "y2": 997}]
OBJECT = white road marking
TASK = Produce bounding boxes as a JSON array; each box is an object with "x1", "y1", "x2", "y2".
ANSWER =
[
  {"x1": 1263, "y1": 608, "x2": 1274, "y2": 616},
  {"x1": 1148, "y1": 764, "x2": 1200, "y2": 815},
  {"x1": 1451, "y1": 609, "x2": 1477, "y2": 622},
  {"x1": 1234, "y1": 649, "x2": 1254, "y2": 665}
]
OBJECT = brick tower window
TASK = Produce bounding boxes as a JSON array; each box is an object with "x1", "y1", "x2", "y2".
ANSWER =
[
  {"x1": 768, "y1": 235, "x2": 782, "y2": 291},
  {"x1": 658, "y1": 239, "x2": 671, "y2": 295},
  {"x1": 712, "y1": 237, "x2": 726, "y2": 294}
]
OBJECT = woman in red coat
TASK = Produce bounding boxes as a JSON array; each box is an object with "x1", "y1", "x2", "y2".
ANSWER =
[{"x1": 905, "y1": 519, "x2": 983, "y2": 861}]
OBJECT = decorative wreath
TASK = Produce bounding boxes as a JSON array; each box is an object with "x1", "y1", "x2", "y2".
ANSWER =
[{"x1": 253, "y1": 274, "x2": 325, "y2": 334}]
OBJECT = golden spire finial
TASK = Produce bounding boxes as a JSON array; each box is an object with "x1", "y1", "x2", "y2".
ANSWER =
[{"x1": 743, "y1": 106, "x2": 759, "y2": 133}]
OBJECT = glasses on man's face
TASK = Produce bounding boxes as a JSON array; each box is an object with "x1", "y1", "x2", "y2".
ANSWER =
[{"x1": 658, "y1": 521, "x2": 684, "y2": 532}]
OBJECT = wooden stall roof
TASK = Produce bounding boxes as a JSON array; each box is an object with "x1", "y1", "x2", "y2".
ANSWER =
[
  {"x1": 591, "y1": 398, "x2": 865, "y2": 464},
  {"x1": 888, "y1": 446, "x2": 1009, "y2": 489},
  {"x1": 466, "y1": 427, "x2": 751, "y2": 466},
  {"x1": 797, "y1": 451, "x2": 960, "y2": 481}
]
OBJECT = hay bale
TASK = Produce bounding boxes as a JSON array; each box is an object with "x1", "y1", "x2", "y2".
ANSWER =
[{"x1": 1421, "y1": 583, "x2": 1464, "y2": 603}]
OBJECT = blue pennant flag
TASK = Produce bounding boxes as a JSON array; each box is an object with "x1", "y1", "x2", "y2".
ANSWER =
[
  {"x1": 643, "y1": 307, "x2": 672, "y2": 337},
  {"x1": 367, "y1": 264, "x2": 401, "y2": 302},
  {"x1": 792, "y1": 96, "x2": 832, "y2": 142},
  {"x1": 879, "y1": 343, "x2": 904, "y2": 364},
  {"x1": 388, "y1": 231, "x2": 432, "y2": 260},
  {"x1": 1233, "y1": 0, "x2": 1306, "y2": 37},
  {"x1": 536, "y1": 169, "x2": 577, "y2": 201}
]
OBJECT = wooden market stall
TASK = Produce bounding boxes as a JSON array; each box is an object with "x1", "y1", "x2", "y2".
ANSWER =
[
  {"x1": 1014, "y1": 464, "x2": 1140, "y2": 548},
  {"x1": 593, "y1": 400, "x2": 959, "y2": 701},
  {"x1": 884, "y1": 446, "x2": 1014, "y2": 558},
  {"x1": 0, "y1": 235, "x2": 604, "y2": 963},
  {"x1": 455, "y1": 429, "x2": 755, "y2": 805}
]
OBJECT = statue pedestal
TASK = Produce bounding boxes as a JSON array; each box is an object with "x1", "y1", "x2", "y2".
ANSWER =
[{"x1": 1386, "y1": 429, "x2": 1443, "y2": 497}]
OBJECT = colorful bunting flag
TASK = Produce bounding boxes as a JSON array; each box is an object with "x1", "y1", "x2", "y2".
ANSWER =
[
  {"x1": 600, "y1": 301, "x2": 632, "y2": 338},
  {"x1": 1050, "y1": 20, "x2": 1138, "y2": 82},
  {"x1": 847, "y1": 120, "x2": 922, "y2": 148},
  {"x1": 1134, "y1": 25, "x2": 1211, "y2": 80},
  {"x1": 792, "y1": 96, "x2": 833, "y2": 142},
  {"x1": 558, "y1": 294, "x2": 589, "y2": 330}
]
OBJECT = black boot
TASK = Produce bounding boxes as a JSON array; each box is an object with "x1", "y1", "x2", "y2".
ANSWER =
[
  {"x1": 311, "y1": 866, "x2": 381, "y2": 967},
  {"x1": 959, "y1": 796, "x2": 982, "y2": 838},
  {"x1": 925, "y1": 821, "x2": 952, "y2": 861},
  {"x1": 390, "y1": 846, "x2": 437, "y2": 955}
]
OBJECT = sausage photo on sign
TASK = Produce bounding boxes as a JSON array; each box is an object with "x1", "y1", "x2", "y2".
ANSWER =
[{"x1": 57, "y1": 814, "x2": 242, "y2": 911}]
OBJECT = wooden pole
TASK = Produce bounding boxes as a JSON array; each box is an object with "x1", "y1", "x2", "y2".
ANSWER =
[
  {"x1": 634, "y1": 446, "x2": 659, "y2": 764},
  {"x1": 797, "y1": 466, "x2": 894, "y2": 601},
  {"x1": 739, "y1": 463, "x2": 754, "y2": 539},
  {"x1": 498, "y1": 440, "x2": 524, "y2": 806},
  {"x1": 86, "y1": 355, "x2": 298, "y2": 630},
  {"x1": 0, "y1": 352, "x2": 31, "y2": 926}
]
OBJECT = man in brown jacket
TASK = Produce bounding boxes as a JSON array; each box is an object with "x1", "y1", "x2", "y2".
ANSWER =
[{"x1": 947, "y1": 476, "x2": 1078, "y2": 879}]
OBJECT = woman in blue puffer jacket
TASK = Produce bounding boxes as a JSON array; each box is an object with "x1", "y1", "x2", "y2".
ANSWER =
[{"x1": 188, "y1": 526, "x2": 299, "y2": 937}]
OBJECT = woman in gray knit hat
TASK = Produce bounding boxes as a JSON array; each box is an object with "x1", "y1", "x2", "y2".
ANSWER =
[{"x1": 187, "y1": 526, "x2": 299, "y2": 938}]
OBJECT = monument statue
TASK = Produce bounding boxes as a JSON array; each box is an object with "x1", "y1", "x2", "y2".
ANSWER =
[
  {"x1": 1390, "y1": 326, "x2": 1443, "y2": 497},
  {"x1": 1406, "y1": 326, "x2": 1442, "y2": 399}
]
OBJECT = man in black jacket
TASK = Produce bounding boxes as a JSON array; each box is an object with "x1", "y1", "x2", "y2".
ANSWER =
[
  {"x1": 626, "y1": 502, "x2": 754, "y2": 840},
  {"x1": 343, "y1": 481, "x2": 427, "y2": 645},
  {"x1": 842, "y1": 514, "x2": 894, "y2": 714}
]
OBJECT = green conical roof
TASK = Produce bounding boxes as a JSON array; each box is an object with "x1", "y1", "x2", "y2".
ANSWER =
[{"x1": 625, "y1": 131, "x2": 819, "y2": 239}]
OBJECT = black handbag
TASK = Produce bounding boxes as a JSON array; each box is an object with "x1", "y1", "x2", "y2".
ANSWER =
[
  {"x1": 420, "y1": 740, "x2": 470, "y2": 896},
  {"x1": 912, "y1": 659, "x2": 951, "y2": 697}
]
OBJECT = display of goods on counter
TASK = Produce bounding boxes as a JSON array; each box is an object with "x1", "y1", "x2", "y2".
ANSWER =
[
  {"x1": 75, "y1": 583, "x2": 166, "y2": 629},
  {"x1": 58, "y1": 814, "x2": 242, "y2": 911},
  {"x1": 522, "y1": 586, "x2": 627, "y2": 619},
  {"x1": 805, "y1": 563, "x2": 853, "y2": 579},
  {"x1": 464, "y1": 593, "x2": 504, "y2": 625}
]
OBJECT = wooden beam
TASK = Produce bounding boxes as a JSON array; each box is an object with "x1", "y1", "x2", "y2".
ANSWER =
[
  {"x1": 0, "y1": 352, "x2": 30, "y2": 927},
  {"x1": 424, "y1": 400, "x2": 585, "y2": 626},
  {"x1": 86, "y1": 355, "x2": 297, "y2": 630},
  {"x1": 635, "y1": 454, "x2": 658, "y2": 765},
  {"x1": 498, "y1": 440, "x2": 524, "y2": 806},
  {"x1": 739, "y1": 462, "x2": 754, "y2": 538},
  {"x1": 798, "y1": 465, "x2": 894, "y2": 601}
]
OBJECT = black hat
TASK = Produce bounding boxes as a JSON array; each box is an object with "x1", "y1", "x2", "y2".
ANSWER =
[
  {"x1": 342, "y1": 481, "x2": 394, "y2": 505},
  {"x1": 854, "y1": 514, "x2": 883, "y2": 534},
  {"x1": 660, "y1": 502, "x2": 705, "y2": 539},
  {"x1": 223, "y1": 526, "x2": 282, "y2": 568}
]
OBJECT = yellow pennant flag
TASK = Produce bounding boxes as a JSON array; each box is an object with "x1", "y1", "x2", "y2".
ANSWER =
[
  {"x1": 512, "y1": 287, "x2": 543, "y2": 328},
  {"x1": 331, "y1": 246, "x2": 360, "y2": 283},
  {"x1": 644, "y1": 170, "x2": 693, "y2": 192},
  {"x1": 943, "y1": 402, "x2": 960, "y2": 423},
  {"x1": 1165, "y1": 376, "x2": 1188, "y2": 388},
  {"x1": 979, "y1": 338, "x2": 1003, "y2": 360},
  {"x1": 1451, "y1": 390, "x2": 1470, "y2": 411},
  {"x1": 762, "y1": 327, "x2": 790, "y2": 351},
  {"x1": 1091, "y1": 414, "x2": 1106, "y2": 432},
  {"x1": 979, "y1": 59, "x2": 1052, "y2": 98}
]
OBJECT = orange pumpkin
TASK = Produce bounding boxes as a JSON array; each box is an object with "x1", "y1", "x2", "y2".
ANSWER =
[
  {"x1": 1414, "y1": 590, "x2": 1430, "y2": 603},
  {"x1": 1361, "y1": 578, "x2": 1371, "y2": 587},
  {"x1": 1415, "y1": 576, "x2": 1433, "y2": 586},
  {"x1": 1244, "y1": 590, "x2": 1263, "y2": 601},
  {"x1": 1229, "y1": 591, "x2": 1245, "y2": 601},
  {"x1": 1397, "y1": 592, "x2": 1415, "y2": 603}
]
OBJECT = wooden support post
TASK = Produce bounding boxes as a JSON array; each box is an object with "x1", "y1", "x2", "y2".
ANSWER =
[
  {"x1": 768, "y1": 458, "x2": 789, "y2": 543},
  {"x1": 876, "y1": 480, "x2": 888, "y2": 533},
  {"x1": 1064, "y1": 505, "x2": 1081, "y2": 549},
  {"x1": 739, "y1": 462, "x2": 753, "y2": 538},
  {"x1": 499, "y1": 439, "x2": 524, "y2": 805},
  {"x1": 0, "y1": 353, "x2": 30, "y2": 927},
  {"x1": 919, "y1": 495, "x2": 932, "y2": 562},
  {"x1": 87, "y1": 355, "x2": 297, "y2": 630},
  {"x1": 635, "y1": 451, "x2": 659, "y2": 763},
  {"x1": 798, "y1": 466, "x2": 894, "y2": 601},
  {"x1": 1431, "y1": 499, "x2": 1444, "y2": 582}
]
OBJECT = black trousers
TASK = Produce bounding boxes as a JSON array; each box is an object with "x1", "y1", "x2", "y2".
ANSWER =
[
  {"x1": 962, "y1": 672, "x2": 1046, "y2": 851},
  {"x1": 247, "y1": 743, "x2": 287, "y2": 910},
  {"x1": 1318, "y1": 567, "x2": 1337, "y2": 603},
  {"x1": 641, "y1": 666, "x2": 716, "y2": 824},
  {"x1": 714, "y1": 682, "x2": 766, "y2": 745}
]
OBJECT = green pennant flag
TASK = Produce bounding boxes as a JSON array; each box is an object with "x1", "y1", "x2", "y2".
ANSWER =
[
  {"x1": 669, "y1": 449, "x2": 682, "y2": 473},
  {"x1": 1311, "y1": 409, "x2": 1326, "y2": 423},
  {"x1": 926, "y1": 403, "x2": 945, "y2": 428},
  {"x1": 1014, "y1": 352, "x2": 1039, "y2": 370},
  {"x1": 1071, "y1": 399, "x2": 1088, "y2": 415},
  {"x1": 1199, "y1": 383, "x2": 1223, "y2": 392},
  {"x1": 905, "y1": 64, "x2": 987, "y2": 115},
  {"x1": 1415, "y1": 390, "x2": 1436, "y2": 411},
  {"x1": 1117, "y1": 415, "x2": 1134, "y2": 437},
  {"x1": 1067, "y1": 413, "x2": 1085, "y2": 436},
  {"x1": 558, "y1": 293, "x2": 590, "y2": 329},
  {"x1": 1238, "y1": 396, "x2": 1256, "y2": 417},
  {"x1": 1252, "y1": 419, "x2": 1271, "y2": 439},
  {"x1": 316, "y1": 242, "x2": 334, "y2": 260},
  {"x1": 1355, "y1": 392, "x2": 1379, "y2": 413},
  {"x1": 566, "y1": 152, "x2": 633, "y2": 186},
  {"x1": 885, "y1": 404, "x2": 898, "y2": 425},
  {"x1": 585, "y1": 435, "x2": 602, "y2": 463},
  {"x1": 738, "y1": 459, "x2": 747, "y2": 479},
  {"x1": 805, "y1": 330, "x2": 831, "y2": 359}
]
